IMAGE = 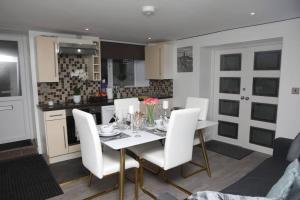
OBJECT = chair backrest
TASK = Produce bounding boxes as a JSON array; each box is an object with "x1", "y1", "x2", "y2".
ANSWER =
[
  {"x1": 185, "y1": 97, "x2": 209, "y2": 120},
  {"x1": 164, "y1": 108, "x2": 200, "y2": 170},
  {"x1": 72, "y1": 109, "x2": 104, "y2": 179},
  {"x1": 114, "y1": 98, "x2": 140, "y2": 121}
]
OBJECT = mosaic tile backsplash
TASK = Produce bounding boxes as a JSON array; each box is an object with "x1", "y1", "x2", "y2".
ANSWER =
[{"x1": 37, "y1": 55, "x2": 173, "y2": 104}]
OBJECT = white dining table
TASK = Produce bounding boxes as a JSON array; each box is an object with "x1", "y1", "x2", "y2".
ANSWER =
[{"x1": 98, "y1": 120, "x2": 217, "y2": 200}]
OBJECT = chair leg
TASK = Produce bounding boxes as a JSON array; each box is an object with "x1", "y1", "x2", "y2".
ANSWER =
[
  {"x1": 181, "y1": 130, "x2": 212, "y2": 178},
  {"x1": 88, "y1": 172, "x2": 93, "y2": 187},
  {"x1": 198, "y1": 130, "x2": 211, "y2": 177},
  {"x1": 139, "y1": 159, "x2": 157, "y2": 199},
  {"x1": 162, "y1": 171, "x2": 192, "y2": 196},
  {"x1": 84, "y1": 173, "x2": 118, "y2": 200},
  {"x1": 134, "y1": 168, "x2": 139, "y2": 200}
]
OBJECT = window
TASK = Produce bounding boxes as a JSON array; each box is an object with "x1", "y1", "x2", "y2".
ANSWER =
[
  {"x1": 218, "y1": 120, "x2": 239, "y2": 139},
  {"x1": 220, "y1": 53, "x2": 241, "y2": 71},
  {"x1": 0, "y1": 40, "x2": 21, "y2": 97},
  {"x1": 254, "y1": 50, "x2": 281, "y2": 70},
  {"x1": 219, "y1": 77, "x2": 241, "y2": 94},
  {"x1": 101, "y1": 58, "x2": 149, "y2": 87},
  {"x1": 219, "y1": 99, "x2": 240, "y2": 117}
]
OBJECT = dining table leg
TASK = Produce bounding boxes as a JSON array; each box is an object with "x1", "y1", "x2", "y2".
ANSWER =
[
  {"x1": 198, "y1": 129, "x2": 211, "y2": 177},
  {"x1": 119, "y1": 148, "x2": 125, "y2": 200}
]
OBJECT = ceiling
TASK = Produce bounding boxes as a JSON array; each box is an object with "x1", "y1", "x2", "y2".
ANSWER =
[{"x1": 0, "y1": 0, "x2": 299, "y2": 43}]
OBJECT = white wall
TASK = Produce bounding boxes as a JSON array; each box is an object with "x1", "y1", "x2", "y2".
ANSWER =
[{"x1": 173, "y1": 18, "x2": 300, "y2": 139}]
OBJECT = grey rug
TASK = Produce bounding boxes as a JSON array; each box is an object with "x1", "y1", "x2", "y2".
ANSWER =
[{"x1": 206, "y1": 140, "x2": 253, "y2": 160}]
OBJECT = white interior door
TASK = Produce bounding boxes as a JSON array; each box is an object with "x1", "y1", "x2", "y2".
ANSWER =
[
  {"x1": 0, "y1": 37, "x2": 30, "y2": 144},
  {"x1": 213, "y1": 44, "x2": 281, "y2": 154}
]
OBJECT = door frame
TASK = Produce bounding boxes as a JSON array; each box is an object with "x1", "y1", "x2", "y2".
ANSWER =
[
  {"x1": 210, "y1": 41, "x2": 282, "y2": 154},
  {"x1": 0, "y1": 32, "x2": 34, "y2": 143}
]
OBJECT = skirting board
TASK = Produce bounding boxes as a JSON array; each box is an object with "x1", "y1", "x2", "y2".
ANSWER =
[{"x1": 46, "y1": 151, "x2": 81, "y2": 164}]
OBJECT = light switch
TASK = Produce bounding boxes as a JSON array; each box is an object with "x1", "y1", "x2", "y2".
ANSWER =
[{"x1": 291, "y1": 87, "x2": 300, "y2": 95}]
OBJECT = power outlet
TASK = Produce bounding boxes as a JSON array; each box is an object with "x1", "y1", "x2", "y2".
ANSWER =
[{"x1": 291, "y1": 87, "x2": 300, "y2": 95}]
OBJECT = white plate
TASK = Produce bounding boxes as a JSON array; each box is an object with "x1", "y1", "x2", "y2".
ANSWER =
[
  {"x1": 99, "y1": 129, "x2": 120, "y2": 137},
  {"x1": 156, "y1": 126, "x2": 167, "y2": 132}
]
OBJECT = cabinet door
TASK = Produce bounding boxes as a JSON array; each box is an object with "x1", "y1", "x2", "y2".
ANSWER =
[
  {"x1": 160, "y1": 44, "x2": 173, "y2": 79},
  {"x1": 36, "y1": 36, "x2": 59, "y2": 82},
  {"x1": 145, "y1": 45, "x2": 161, "y2": 79},
  {"x1": 45, "y1": 119, "x2": 68, "y2": 157}
]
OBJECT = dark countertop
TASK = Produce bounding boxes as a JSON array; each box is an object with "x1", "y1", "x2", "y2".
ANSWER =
[{"x1": 38, "y1": 96, "x2": 173, "y2": 111}]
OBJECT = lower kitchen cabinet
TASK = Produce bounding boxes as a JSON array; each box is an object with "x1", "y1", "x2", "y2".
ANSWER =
[
  {"x1": 45, "y1": 118, "x2": 68, "y2": 157},
  {"x1": 41, "y1": 110, "x2": 74, "y2": 163}
]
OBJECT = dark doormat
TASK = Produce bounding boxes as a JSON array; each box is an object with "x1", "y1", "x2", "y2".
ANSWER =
[
  {"x1": 0, "y1": 155, "x2": 63, "y2": 200},
  {"x1": 0, "y1": 140, "x2": 32, "y2": 151},
  {"x1": 50, "y1": 157, "x2": 89, "y2": 184},
  {"x1": 206, "y1": 140, "x2": 253, "y2": 160}
]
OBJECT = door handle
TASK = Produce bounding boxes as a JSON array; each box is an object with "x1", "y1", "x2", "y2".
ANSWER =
[
  {"x1": 63, "y1": 126, "x2": 67, "y2": 149},
  {"x1": 49, "y1": 114, "x2": 63, "y2": 118},
  {"x1": 240, "y1": 96, "x2": 245, "y2": 100},
  {"x1": 0, "y1": 105, "x2": 13, "y2": 111},
  {"x1": 245, "y1": 97, "x2": 250, "y2": 101}
]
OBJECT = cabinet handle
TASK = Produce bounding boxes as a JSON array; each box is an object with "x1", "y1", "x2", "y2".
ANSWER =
[
  {"x1": 159, "y1": 47, "x2": 162, "y2": 76},
  {"x1": 245, "y1": 97, "x2": 250, "y2": 101},
  {"x1": 49, "y1": 114, "x2": 63, "y2": 117},
  {"x1": 0, "y1": 105, "x2": 13, "y2": 111},
  {"x1": 240, "y1": 96, "x2": 245, "y2": 100},
  {"x1": 54, "y1": 42, "x2": 58, "y2": 78},
  {"x1": 63, "y1": 126, "x2": 67, "y2": 149}
]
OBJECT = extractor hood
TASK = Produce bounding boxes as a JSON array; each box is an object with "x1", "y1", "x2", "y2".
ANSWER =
[{"x1": 58, "y1": 38, "x2": 97, "y2": 55}]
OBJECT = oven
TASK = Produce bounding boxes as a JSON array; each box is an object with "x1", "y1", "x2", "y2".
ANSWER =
[{"x1": 66, "y1": 106, "x2": 102, "y2": 145}]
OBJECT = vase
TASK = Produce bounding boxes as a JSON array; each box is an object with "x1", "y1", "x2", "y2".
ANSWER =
[
  {"x1": 146, "y1": 104, "x2": 155, "y2": 127},
  {"x1": 73, "y1": 95, "x2": 81, "y2": 104}
]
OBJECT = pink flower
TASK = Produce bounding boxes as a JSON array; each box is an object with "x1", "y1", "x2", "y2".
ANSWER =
[{"x1": 144, "y1": 97, "x2": 159, "y2": 105}]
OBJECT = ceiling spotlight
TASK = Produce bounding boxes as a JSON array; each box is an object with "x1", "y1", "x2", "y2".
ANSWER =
[
  {"x1": 250, "y1": 12, "x2": 256, "y2": 16},
  {"x1": 142, "y1": 5, "x2": 155, "y2": 16},
  {"x1": 84, "y1": 28, "x2": 89, "y2": 31},
  {"x1": 148, "y1": 37, "x2": 152, "y2": 40}
]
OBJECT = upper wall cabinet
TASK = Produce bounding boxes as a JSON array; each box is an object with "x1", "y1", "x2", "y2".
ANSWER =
[
  {"x1": 145, "y1": 43, "x2": 173, "y2": 79},
  {"x1": 35, "y1": 36, "x2": 59, "y2": 82}
]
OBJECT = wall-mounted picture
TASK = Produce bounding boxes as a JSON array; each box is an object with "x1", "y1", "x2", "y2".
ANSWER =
[{"x1": 177, "y1": 46, "x2": 193, "y2": 72}]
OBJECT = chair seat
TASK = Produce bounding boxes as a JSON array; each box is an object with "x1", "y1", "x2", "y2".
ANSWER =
[
  {"x1": 102, "y1": 149, "x2": 139, "y2": 177},
  {"x1": 128, "y1": 141, "x2": 165, "y2": 168}
]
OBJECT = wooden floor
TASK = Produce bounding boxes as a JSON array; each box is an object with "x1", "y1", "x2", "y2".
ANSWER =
[{"x1": 49, "y1": 148, "x2": 269, "y2": 200}]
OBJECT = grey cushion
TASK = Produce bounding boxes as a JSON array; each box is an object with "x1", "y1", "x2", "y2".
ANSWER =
[
  {"x1": 222, "y1": 158, "x2": 289, "y2": 196},
  {"x1": 266, "y1": 159, "x2": 300, "y2": 199},
  {"x1": 188, "y1": 191, "x2": 275, "y2": 200},
  {"x1": 157, "y1": 192, "x2": 178, "y2": 200},
  {"x1": 287, "y1": 133, "x2": 300, "y2": 162},
  {"x1": 286, "y1": 175, "x2": 300, "y2": 200}
]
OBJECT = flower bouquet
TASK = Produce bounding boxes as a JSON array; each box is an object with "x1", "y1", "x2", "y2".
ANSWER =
[{"x1": 143, "y1": 97, "x2": 159, "y2": 127}]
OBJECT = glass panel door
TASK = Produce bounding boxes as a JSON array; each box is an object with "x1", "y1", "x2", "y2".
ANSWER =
[
  {"x1": 214, "y1": 44, "x2": 281, "y2": 154},
  {"x1": 214, "y1": 48, "x2": 245, "y2": 142}
]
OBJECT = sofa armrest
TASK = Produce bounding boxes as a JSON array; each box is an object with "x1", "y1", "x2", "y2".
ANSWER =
[{"x1": 272, "y1": 138, "x2": 293, "y2": 161}]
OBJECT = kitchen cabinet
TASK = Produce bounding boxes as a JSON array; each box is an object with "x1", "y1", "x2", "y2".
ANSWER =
[
  {"x1": 35, "y1": 36, "x2": 59, "y2": 82},
  {"x1": 44, "y1": 110, "x2": 68, "y2": 158},
  {"x1": 145, "y1": 43, "x2": 173, "y2": 79}
]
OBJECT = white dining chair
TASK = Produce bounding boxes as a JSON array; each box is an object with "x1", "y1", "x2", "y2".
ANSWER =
[
  {"x1": 129, "y1": 108, "x2": 200, "y2": 198},
  {"x1": 186, "y1": 97, "x2": 209, "y2": 145},
  {"x1": 184, "y1": 97, "x2": 211, "y2": 178},
  {"x1": 114, "y1": 98, "x2": 140, "y2": 121},
  {"x1": 72, "y1": 109, "x2": 140, "y2": 199}
]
